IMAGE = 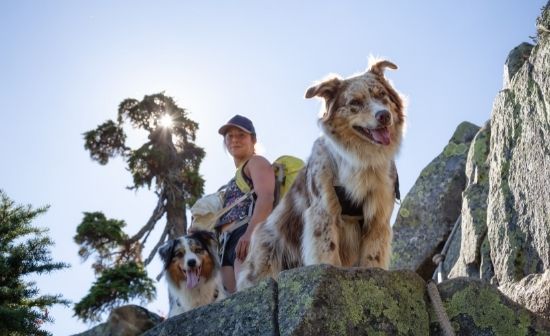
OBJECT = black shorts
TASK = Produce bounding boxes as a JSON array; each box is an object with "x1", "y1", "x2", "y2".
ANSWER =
[{"x1": 220, "y1": 224, "x2": 248, "y2": 267}]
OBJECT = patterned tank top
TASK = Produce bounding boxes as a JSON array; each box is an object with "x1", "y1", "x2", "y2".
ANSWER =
[{"x1": 216, "y1": 175, "x2": 254, "y2": 228}]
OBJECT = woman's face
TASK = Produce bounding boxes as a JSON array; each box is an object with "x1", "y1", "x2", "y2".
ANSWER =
[{"x1": 224, "y1": 127, "x2": 255, "y2": 159}]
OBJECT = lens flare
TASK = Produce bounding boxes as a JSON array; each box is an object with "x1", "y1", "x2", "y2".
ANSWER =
[{"x1": 159, "y1": 114, "x2": 173, "y2": 128}]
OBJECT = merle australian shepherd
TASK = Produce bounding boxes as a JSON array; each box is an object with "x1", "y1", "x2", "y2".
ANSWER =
[
  {"x1": 238, "y1": 60, "x2": 405, "y2": 290},
  {"x1": 159, "y1": 230, "x2": 226, "y2": 317}
]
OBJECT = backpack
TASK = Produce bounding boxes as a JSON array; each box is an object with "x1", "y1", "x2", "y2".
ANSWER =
[
  {"x1": 189, "y1": 189, "x2": 225, "y2": 231},
  {"x1": 235, "y1": 155, "x2": 305, "y2": 206}
]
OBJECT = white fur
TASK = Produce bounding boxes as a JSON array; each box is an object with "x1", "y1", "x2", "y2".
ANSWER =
[{"x1": 167, "y1": 274, "x2": 225, "y2": 317}]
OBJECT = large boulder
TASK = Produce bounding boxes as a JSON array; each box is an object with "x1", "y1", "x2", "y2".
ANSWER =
[
  {"x1": 485, "y1": 4, "x2": 550, "y2": 319},
  {"x1": 439, "y1": 2, "x2": 550, "y2": 321},
  {"x1": 277, "y1": 265, "x2": 429, "y2": 336},
  {"x1": 430, "y1": 277, "x2": 550, "y2": 335},
  {"x1": 446, "y1": 123, "x2": 493, "y2": 282},
  {"x1": 143, "y1": 278, "x2": 278, "y2": 336},
  {"x1": 71, "y1": 305, "x2": 163, "y2": 336},
  {"x1": 391, "y1": 121, "x2": 480, "y2": 279},
  {"x1": 135, "y1": 265, "x2": 549, "y2": 335}
]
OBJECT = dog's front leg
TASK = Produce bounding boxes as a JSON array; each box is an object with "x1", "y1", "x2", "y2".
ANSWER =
[
  {"x1": 302, "y1": 155, "x2": 343, "y2": 267},
  {"x1": 302, "y1": 202, "x2": 342, "y2": 266},
  {"x1": 359, "y1": 197, "x2": 394, "y2": 269}
]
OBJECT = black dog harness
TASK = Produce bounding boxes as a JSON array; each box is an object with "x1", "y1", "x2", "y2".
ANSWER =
[{"x1": 334, "y1": 172, "x2": 401, "y2": 217}]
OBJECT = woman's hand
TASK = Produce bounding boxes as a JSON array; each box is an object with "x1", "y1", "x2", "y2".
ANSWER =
[{"x1": 235, "y1": 228, "x2": 253, "y2": 261}]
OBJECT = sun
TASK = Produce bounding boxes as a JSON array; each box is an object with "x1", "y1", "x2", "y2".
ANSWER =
[{"x1": 159, "y1": 114, "x2": 174, "y2": 128}]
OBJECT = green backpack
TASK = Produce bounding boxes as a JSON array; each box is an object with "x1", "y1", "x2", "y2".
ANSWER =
[{"x1": 235, "y1": 155, "x2": 305, "y2": 205}]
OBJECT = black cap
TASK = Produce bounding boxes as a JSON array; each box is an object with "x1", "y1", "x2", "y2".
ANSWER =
[{"x1": 218, "y1": 115, "x2": 256, "y2": 135}]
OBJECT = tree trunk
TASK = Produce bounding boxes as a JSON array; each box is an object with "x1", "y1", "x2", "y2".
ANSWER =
[{"x1": 166, "y1": 194, "x2": 187, "y2": 239}]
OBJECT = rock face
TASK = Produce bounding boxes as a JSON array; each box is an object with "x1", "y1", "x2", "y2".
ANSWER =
[
  {"x1": 486, "y1": 6, "x2": 550, "y2": 317},
  {"x1": 393, "y1": 1, "x2": 550, "y2": 322},
  {"x1": 431, "y1": 278, "x2": 550, "y2": 335},
  {"x1": 446, "y1": 122, "x2": 493, "y2": 282},
  {"x1": 391, "y1": 121, "x2": 480, "y2": 279},
  {"x1": 277, "y1": 266, "x2": 428, "y2": 335},
  {"x1": 140, "y1": 265, "x2": 549, "y2": 336}
]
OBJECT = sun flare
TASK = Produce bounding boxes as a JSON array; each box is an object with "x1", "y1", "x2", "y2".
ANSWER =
[{"x1": 159, "y1": 114, "x2": 174, "y2": 128}]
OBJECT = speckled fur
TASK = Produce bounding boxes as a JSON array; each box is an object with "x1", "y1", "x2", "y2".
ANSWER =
[{"x1": 238, "y1": 60, "x2": 406, "y2": 290}]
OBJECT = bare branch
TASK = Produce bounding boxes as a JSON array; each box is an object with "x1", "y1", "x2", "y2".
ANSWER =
[
  {"x1": 144, "y1": 223, "x2": 170, "y2": 267},
  {"x1": 127, "y1": 189, "x2": 166, "y2": 244}
]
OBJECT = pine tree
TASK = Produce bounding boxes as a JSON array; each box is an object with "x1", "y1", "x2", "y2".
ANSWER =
[
  {"x1": 0, "y1": 190, "x2": 69, "y2": 336},
  {"x1": 74, "y1": 93, "x2": 205, "y2": 321}
]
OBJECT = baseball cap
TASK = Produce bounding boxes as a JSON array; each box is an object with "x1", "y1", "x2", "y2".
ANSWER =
[{"x1": 218, "y1": 115, "x2": 256, "y2": 135}]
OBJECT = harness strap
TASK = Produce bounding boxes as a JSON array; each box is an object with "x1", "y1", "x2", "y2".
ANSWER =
[
  {"x1": 211, "y1": 190, "x2": 254, "y2": 226},
  {"x1": 334, "y1": 186, "x2": 363, "y2": 216},
  {"x1": 218, "y1": 217, "x2": 249, "y2": 262}
]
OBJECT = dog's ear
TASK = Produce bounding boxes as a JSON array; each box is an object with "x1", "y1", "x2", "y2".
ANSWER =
[
  {"x1": 369, "y1": 60, "x2": 398, "y2": 77},
  {"x1": 159, "y1": 239, "x2": 176, "y2": 270},
  {"x1": 305, "y1": 77, "x2": 342, "y2": 101}
]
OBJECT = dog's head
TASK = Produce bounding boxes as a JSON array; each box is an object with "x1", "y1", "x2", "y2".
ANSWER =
[
  {"x1": 159, "y1": 230, "x2": 219, "y2": 289},
  {"x1": 305, "y1": 60, "x2": 406, "y2": 162}
]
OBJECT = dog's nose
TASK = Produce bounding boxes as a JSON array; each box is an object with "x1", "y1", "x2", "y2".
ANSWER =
[
  {"x1": 375, "y1": 110, "x2": 391, "y2": 126},
  {"x1": 187, "y1": 259, "x2": 197, "y2": 268}
]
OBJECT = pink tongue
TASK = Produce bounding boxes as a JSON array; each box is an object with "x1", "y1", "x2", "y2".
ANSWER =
[
  {"x1": 371, "y1": 128, "x2": 391, "y2": 145},
  {"x1": 186, "y1": 269, "x2": 200, "y2": 289}
]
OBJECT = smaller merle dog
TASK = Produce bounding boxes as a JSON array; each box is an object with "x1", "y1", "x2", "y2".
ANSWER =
[{"x1": 159, "y1": 230, "x2": 225, "y2": 317}]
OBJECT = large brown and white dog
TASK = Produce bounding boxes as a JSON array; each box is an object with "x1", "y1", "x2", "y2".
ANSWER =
[
  {"x1": 159, "y1": 230, "x2": 226, "y2": 317},
  {"x1": 238, "y1": 60, "x2": 405, "y2": 289}
]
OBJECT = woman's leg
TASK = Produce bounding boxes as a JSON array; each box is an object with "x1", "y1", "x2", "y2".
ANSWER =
[{"x1": 221, "y1": 224, "x2": 248, "y2": 294}]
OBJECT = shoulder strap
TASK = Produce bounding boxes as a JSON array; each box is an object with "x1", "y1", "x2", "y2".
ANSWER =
[
  {"x1": 235, "y1": 160, "x2": 254, "y2": 193},
  {"x1": 211, "y1": 189, "x2": 255, "y2": 225}
]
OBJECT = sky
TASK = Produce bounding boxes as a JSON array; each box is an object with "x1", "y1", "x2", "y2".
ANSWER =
[{"x1": 0, "y1": 1, "x2": 546, "y2": 334}]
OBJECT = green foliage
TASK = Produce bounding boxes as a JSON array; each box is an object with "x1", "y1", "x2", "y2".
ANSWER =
[
  {"x1": 83, "y1": 120, "x2": 128, "y2": 165},
  {"x1": 0, "y1": 190, "x2": 69, "y2": 336},
  {"x1": 73, "y1": 262, "x2": 155, "y2": 322},
  {"x1": 74, "y1": 212, "x2": 134, "y2": 274}
]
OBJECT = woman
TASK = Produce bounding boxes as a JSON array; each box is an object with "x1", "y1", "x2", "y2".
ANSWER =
[{"x1": 215, "y1": 114, "x2": 275, "y2": 293}]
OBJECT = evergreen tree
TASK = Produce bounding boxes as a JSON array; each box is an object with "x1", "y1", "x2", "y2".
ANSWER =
[
  {"x1": 75, "y1": 93, "x2": 205, "y2": 321},
  {"x1": 0, "y1": 190, "x2": 69, "y2": 336}
]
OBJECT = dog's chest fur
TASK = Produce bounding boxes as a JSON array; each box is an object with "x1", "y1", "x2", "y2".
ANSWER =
[
  {"x1": 168, "y1": 277, "x2": 222, "y2": 316},
  {"x1": 309, "y1": 137, "x2": 393, "y2": 223}
]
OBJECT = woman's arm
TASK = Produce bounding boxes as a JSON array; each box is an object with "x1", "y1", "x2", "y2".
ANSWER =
[{"x1": 235, "y1": 155, "x2": 275, "y2": 261}]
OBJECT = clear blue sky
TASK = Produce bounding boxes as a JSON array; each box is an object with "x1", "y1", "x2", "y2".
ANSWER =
[{"x1": 1, "y1": 1, "x2": 546, "y2": 334}]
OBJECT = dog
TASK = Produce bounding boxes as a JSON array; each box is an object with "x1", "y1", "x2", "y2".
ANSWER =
[
  {"x1": 238, "y1": 60, "x2": 405, "y2": 290},
  {"x1": 159, "y1": 230, "x2": 226, "y2": 317}
]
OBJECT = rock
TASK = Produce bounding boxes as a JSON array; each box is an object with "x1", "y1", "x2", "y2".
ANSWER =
[
  {"x1": 71, "y1": 305, "x2": 163, "y2": 336},
  {"x1": 391, "y1": 121, "x2": 480, "y2": 279},
  {"x1": 278, "y1": 265, "x2": 429, "y2": 336},
  {"x1": 487, "y1": 5, "x2": 550, "y2": 318},
  {"x1": 131, "y1": 265, "x2": 550, "y2": 335},
  {"x1": 142, "y1": 278, "x2": 278, "y2": 336},
  {"x1": 446, "y1": 123, "x2": 493, "y2": 281},
  {"x1": 76, "y1": 265, "x2": 550, "y2": 335},
  {"x1": 430, "y1": 277, "x2": 550, "y2": 335},
  {"x1": 503, "y1": 42, "x2": 534, "y2": 90}
]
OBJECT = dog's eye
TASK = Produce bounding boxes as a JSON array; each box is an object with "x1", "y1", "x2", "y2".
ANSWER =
[
  {"x1": 191, "y1": 246, "x2": 204, "y2": 253},
  {"x1": 349, "y1": 99, "x2": 363, "y2": 107},
  {"x1": 175, "y1": 251, "x2": 184, "y2": 258}
]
